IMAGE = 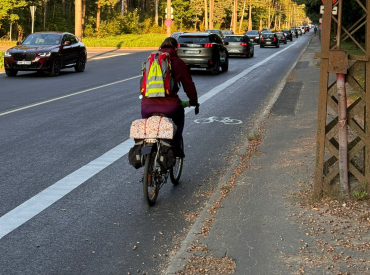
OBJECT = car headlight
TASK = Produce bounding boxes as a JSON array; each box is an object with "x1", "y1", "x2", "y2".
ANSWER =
[
  {"x1": 38, "y1": 52, "x2": 51, "y2": 57},
  {"x1": 5, "y1": 51, "x2": 12, "y2": 57},
  {"x1": 255, "y1": 36, "x2": 259, "y2": 39}
]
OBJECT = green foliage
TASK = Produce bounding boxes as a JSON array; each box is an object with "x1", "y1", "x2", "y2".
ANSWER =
[
  {"x1": 352, "y1": 182, "x2": 369, "y2": 200},
  {"x1": 0, "y1": 51, "x2": 4, "y2": 69},
  {"x1": 121, "y1": 9, "x2": 140, "y2": 34}
]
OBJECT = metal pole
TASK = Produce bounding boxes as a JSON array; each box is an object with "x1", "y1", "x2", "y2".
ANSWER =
[{"x1": 336, "y1": 0, "x2": 349, "y2": 198}]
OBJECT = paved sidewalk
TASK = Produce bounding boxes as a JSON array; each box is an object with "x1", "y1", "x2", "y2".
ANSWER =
[{"x1": 165, "y1": 34, "x2": 323, "y2": 274}]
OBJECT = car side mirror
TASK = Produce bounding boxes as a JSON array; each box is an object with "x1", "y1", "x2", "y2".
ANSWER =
[
  {"x1": 63, "y1": 41, "x2": 71, "y2": 46},
  {"x1": 16, "y1": 41, "x2": 21, "y2": 45}
]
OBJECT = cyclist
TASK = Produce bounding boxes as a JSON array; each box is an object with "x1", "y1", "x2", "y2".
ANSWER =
[{"x1": 141, "y1": 37, "x2": 198, "y2": 158}]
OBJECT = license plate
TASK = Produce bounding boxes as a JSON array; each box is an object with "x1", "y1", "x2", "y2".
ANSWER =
[
  {"x1": 228, "y1": 49, "x2": 239, "y2": 52},
  {"x1": 266, "y1": 42, "x2": 271, "y2": 44},
  {"x1": 17, "y1": 61, "x2": 31, "y2": 65},
  {"x1": 185, "y1": 50, "x2": 200, "y2": 54}
]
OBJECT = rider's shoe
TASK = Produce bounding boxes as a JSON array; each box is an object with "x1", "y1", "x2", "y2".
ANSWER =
[{"x1": 174, "y1": 147, "x2": 185, "y2": 158}]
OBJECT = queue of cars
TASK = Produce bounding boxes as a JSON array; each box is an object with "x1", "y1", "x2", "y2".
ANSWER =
[
  {"x1": 4, "y1": 27, "x2": 307, "y2": 77},
  {"x1": 174, "y1": 25, "x2": 310, "y2": 75}
]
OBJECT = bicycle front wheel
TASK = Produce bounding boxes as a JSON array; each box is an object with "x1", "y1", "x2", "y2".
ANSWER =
[
  {"x1": 170, "y1": 139, "x2": 184, "y2": 185},
  {"x1": 143, "y1": 152, "x2": 159, "y2": 206}
]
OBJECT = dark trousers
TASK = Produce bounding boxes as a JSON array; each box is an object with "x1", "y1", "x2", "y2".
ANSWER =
[{"x1": 141, "y1": 104, "x2": 184, "y2": 148}]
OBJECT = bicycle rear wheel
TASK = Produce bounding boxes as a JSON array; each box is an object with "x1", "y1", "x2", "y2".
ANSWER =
[
  {"x1": 143, "y1": 152, "x2": 159, "y2": 205},
  {"x1": 170, "y1": 139, "x2": 184, "y2": 185}
]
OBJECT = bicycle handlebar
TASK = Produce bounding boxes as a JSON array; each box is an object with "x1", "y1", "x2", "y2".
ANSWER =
[{"x1": 181, "y1": 101, "x2": 200, "y2": 115}]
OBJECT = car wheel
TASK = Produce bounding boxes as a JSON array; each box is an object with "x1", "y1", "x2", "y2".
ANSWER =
[
  {"x1": 250, "y1": 48, "x2": 254, "y2": 57},
  {"x1": 75, "y1": 54, "x2": 86, "y2": 72},
  {"x1": 276, "y1": 43, "x2": 279, "y2": 48},
  {"x1": 221, "y1": 56, "x2": 228, "y2": 72},
  {"x1": 260, "y1": 45, "x2": 264, "y2": 48},
  {"x1": 49, "y1": 57, "x2": 61, "y2": 77},
  {"x1": 5, "y1": 70, "x2": 18, "y2": 77},
  {"x1": 285, "y1": 40, "x2": 287, "y2": 44},
  {"x1": 211, "y1": 60, "x2": 219, "y2": 75}
]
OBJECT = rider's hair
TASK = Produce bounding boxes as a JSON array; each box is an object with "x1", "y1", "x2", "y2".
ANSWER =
[{"x1": 159, "y1": 37, "x2": 178, "y2": 50}]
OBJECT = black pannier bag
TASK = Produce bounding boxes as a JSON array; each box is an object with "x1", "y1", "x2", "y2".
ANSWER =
[
  {"x1": 128, "y1": 140, "x2": 144, "y2": 169},
  {"x1": 158, "y1": 140, "x2": 174, "y2": 171}
]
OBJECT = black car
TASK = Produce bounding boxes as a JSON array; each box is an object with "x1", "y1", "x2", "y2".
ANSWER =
[
  {"x1": 171, "y1": 32, "x2": 186, "y2": 40},
  {"x1": 177, "y1": 32, "x2": 229, "y2": 75},
  {"x1": 281, "y1": 30, "x2": 293, "y2": 41},
  {"x1": 275, "y1": 32, "x2": 287, "y2": 44},
  {"x1": 260, "y1": 33, "x2": 279, "y2": 48},
  {"x1": 206, "y1": 29, "x2": 225, "y2": 41},
  {"x1": 224, "y1": 35, "x2": 254, "y2": 58},
  {"x1": 245, "y1": 30, "x2": 260, "y2": 43},
  {"x1": 4, "y1": 32, "x2": 87, "y2": 77},
  {"x1": 222, "y1": 30, "x2": 234, "y2": 36}
]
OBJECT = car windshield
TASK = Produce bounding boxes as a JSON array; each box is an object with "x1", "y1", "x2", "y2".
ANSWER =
[
  {"x1": 246, "y1": 31, "x2": 258, "y2": 35},
  {"x1": 263, "y1": 34, "x2": 275, "y2": 38},
  {"x1": 178, "y1": 36, "x2": 210, "y2": 44},
  {"x1": 22, "y1": 34, "x2": 62, "y2": 45},
  {"x1": 224, "y1": 36, "x2": 245, "y2": 42},
  {"x1": 276, "y1": 33, "x2": 284, "y2": 37}
]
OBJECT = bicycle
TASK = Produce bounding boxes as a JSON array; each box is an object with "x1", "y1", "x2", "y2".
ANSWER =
[{"x1": 141, "y1": 102, "x2": 199, "y2": 205}]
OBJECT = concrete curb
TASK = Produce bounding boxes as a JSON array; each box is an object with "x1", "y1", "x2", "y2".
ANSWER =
[{"x1": 164, "y1": 36, "x2": 313, "y2": 275}]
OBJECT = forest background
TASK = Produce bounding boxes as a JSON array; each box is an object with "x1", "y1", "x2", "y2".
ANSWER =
[
  {"x1": 0, "y1": 0, "x2": 316, "y2": 44},
  {"x1": 0, "y1": 0, "x2": 365, "y2": 47}
]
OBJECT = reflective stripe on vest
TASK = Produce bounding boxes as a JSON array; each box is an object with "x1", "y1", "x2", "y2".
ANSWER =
[{"x1": 145, "y1": 57, "x2": 165, "y2": 98}]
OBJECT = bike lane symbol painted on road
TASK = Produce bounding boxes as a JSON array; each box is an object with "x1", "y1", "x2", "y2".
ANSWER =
[{"x1": 194, "y1": 116, "x2": 243, "y2": 125}]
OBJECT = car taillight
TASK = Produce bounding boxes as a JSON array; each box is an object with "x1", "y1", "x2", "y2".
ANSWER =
[
  {"x1": 210, "y1": 61, "x2": 213, "y2": 65},
  {"x1": 273, "y1": 37, "x2": 276, "y2": 42},
  {"x1": 178, "y1": 43, "x2": 180, "y2": 48},
  {"x1": 240, "y1": 43, "x2": 247, "y2": 46},
  {"x1": 261, "y1": 37, "x2": 264, "y2": 41},
  {"x1": 204, "y1": 43, "x2": 213, "y2": 48}
]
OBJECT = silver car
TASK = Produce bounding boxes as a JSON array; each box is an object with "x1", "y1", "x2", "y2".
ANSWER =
[{"x1": 224, "y1": 35, "x2": 254, "y2": 58}]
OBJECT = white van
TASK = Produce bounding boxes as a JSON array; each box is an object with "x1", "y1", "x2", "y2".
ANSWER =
[{"x1": 298, "y1": 26, "x2": 306, "y2": 34}]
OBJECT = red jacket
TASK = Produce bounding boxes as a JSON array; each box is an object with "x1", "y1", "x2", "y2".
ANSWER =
[{"x1": 141, "y1": 47, "x2": 198, "y2": 107}]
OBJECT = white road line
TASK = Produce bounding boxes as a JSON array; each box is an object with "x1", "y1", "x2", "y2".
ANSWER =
[
  {"x1": 0, "y1": 75, "x2": 141, "y2": 117},
  {"x1": 89, "y1": 53, "x2": 130, "y2": 60},
  {"x1": 0, "y1": 40, "x2": 299, "y2": 240}
]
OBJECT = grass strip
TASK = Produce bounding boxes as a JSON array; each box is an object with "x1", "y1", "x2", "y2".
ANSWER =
[
  {"x1": 83, "y1": 34, "x2": 167, "y2": 48},
  {"x1": 0, "y1": 51, "x2": 4, "y2": 69},
  {"x1": 341, "y1": 41, "x2": 365, "y2": 56}
]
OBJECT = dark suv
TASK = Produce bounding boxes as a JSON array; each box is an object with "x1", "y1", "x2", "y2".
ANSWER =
[
  {"x1": 177, "y1": 32, "x2": 229, "y2": 75},
  {"x1": 4, "y1": 32, "x2": 86, "y2": 77}
]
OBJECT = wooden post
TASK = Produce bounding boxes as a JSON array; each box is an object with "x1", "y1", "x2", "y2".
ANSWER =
[
  {"x1": 366, "y1": 0, "x2": 370, "y2": 191},
  {"x1": 314, "y1": 0, "x2": 333, "y2": 198}
]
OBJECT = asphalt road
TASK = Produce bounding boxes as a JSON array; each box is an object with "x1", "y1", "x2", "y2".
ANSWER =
[{"x1": 0, "y1": 34, "x2": 311, "y2": 274}]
